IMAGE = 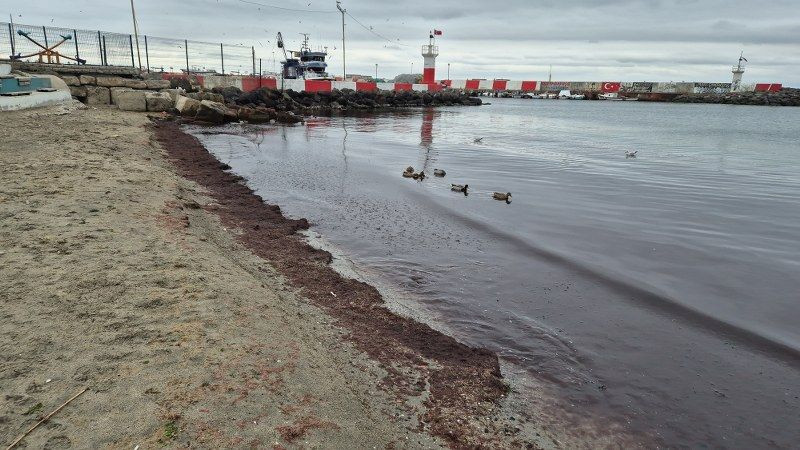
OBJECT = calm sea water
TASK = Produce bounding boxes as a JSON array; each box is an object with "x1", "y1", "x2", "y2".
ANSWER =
[{"x1": 191, "y1": 99, "x2": 800, "y2": 447}]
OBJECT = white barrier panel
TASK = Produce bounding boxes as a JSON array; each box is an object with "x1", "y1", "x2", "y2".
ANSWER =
[
  {"x1": 376, "y1": 82, "x2": 395, "y2": 91},
  {"x1": 411, "y1": 84, "x2": 429, "y2": 92},
  {"x1": 333, "y1": 81, "x2": 357, "y2": 91},
  {"x1": 204, "y1": 75, "x2": 244, "y2": 90},
  {"x1": 282, "y1": 79, "x2": 306, "y2": 92},
  {"x1": 450, "y1": 80, "x2": 467, "y2": 89},
  {"x1": 506, "y1": 80, "x2": 523, "y2": 91},
  {"x1": 478, "y1": 79, "x2": 493, "y2": 90}
]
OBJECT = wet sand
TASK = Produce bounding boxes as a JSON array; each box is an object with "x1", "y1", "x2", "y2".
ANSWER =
[{"x1": 0, "y1": 105, "x2": 544, "y2": 448}]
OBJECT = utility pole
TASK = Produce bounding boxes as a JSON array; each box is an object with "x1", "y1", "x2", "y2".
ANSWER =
[
  {"x1": 130, "y1": 0, "x2": 142, "y2": 69},
  {"x1": 336, "y1": 0, "x2": 346, "y2": 80},
  {"x1": 447, "y1": 63, "x2": 450, "y2": 80},
  {"x1": 375, "y1": 63, "x2": 378, "y2": 80},
  {"x1": 9, "y1": 14, "x2": 15, "y2": 55}
]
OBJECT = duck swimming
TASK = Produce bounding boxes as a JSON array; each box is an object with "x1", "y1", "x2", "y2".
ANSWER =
[
  {"x1": 433, "y1": 169, "x2": 446, "y2": 177},
  {"x1": 451, "y1": 184, "x2": 468, "y2": 193},
  {"x1": 402, "y1": 166, "x2": 415, "y2": 177},
  {"x1": 493, "y1": 192, "x2": 512, "y2": 202},
  {"x1": 412, "y1": 171, "x2": 426, "y2": 180},
  {"x1": 625, "y1": 150, "x2": 638, "y2": 158}
]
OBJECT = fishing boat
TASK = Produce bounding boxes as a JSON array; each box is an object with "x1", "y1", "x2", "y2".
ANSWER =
[
  {"x1": 598, "y1": 92, "x2": 639, "y2": 101},
  {"x1": 279, "y1": 33, "x2": 333, "y2": 80}
]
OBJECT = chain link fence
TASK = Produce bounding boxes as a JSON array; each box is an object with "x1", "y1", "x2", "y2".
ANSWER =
[{"x1": 1, "y1": 22, "x2": 258, "y2": 75}]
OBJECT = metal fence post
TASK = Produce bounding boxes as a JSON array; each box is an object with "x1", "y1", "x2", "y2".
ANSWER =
[
  {"x1": 97, "y1": 31, "x2": 103, "y2": 65},
  {"x1": 73, "y1": 29, "x2": 80, "y2": 62},
  {"x1": 184, "y1": 39, "x2": 189, "y2": 75},
  {"x1": 129, "y1": 35, "x2": 135, "y2": 67},
  {"x1": 102, "y1": 36, "x2": 108, "y2": 66},
  {"x1": 252, "y1": 46, "x2": 255, "y2": 75},
  {"x1": 144, "y1": 35, "x2": 150, "y2": 72},
  {"x1": 8, "y1": 23, "x2": 14, "y2": 56},
  {"x1": 258, "y1": 58, "x2": 262, "y2": 88},
  {"x1": 220, "y1": 43, "x2": 224, "y2": 75},
  {"x1": 43, "y1": 26, "x2": 48, "y2": 48}
]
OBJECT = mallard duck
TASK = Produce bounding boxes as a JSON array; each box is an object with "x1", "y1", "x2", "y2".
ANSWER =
[
  {"x1": 402, "y1": 170, "x2": 414, "y2": 178},
  {"x1": 451, "y1": 184, "x2": 468, "y2": 193},
  {"x1": 433, "y1": 169, "x2": 446, "y2": 177},
  {"x1": 412, "y1": 171, "x2": 426, "y2": 180},
  {"x1": 493, "y1": 192, "x2": 512, "y2": 202},
  {"x1": 625, "y1": 151, "x2": 638, "y2": 158},
  {"x1": 405, "y1": 166, "x2": 415, "y2": 173},
  {"x1": 473, "y1": 137, "x2": 484, "y2": 143}
]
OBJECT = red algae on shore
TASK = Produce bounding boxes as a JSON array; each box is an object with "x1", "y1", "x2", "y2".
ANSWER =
[{"x1": 151, "y1": 119, "x2": 527, "y2": 448}]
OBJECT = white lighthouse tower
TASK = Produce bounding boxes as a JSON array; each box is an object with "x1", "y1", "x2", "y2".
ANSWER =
[
  {"x1": 731, "y1": 52, "x2": 747, "y2": 92},
  {"x1": 421, "y1": 31, "x2": 439, "y2": 84}
]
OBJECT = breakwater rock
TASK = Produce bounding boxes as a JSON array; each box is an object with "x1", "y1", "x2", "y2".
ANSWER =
[
  {"x1": 176, "y1": 86, "x2": 482, "y2": 126},
  {"x1": 672, "y1": 88, "x2": 800, "y2": 107},
  {"x1": 225, "y1": 86, "x2": 481, "y2": 113}
]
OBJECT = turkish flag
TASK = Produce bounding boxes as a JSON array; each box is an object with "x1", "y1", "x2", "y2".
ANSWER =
[
  {"x1": 602, "y1": 82, "x2": 621, "y2": 93},
  {"x1": 434, "y1": 29, "x2": 443, "y2": 36}
]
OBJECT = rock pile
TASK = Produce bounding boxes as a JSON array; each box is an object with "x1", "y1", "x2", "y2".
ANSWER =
[
  {"x1": 61, "y1": 75, "x2": 171, "y2": 107},
  {"x1": 231, "y1": 87, "x2": 482, "y2": 116},
  {"x1": 169, "y1": 86, "x2": 483, "y2": 126},
  {"x1": 672, "y1": 88, "x2": 800, "y2": 107}
]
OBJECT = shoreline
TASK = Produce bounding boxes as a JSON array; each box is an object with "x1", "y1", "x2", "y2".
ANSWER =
[
  {"x1": 0, "y1": 104, "x2": 531, "y2": 448},
  {"x1": 151, "y1": 118, "x2": 541, "y2": 447}
]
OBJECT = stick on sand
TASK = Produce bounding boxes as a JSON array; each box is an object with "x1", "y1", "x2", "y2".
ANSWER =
[{"x1": 5, "y1": 387, "x2": 88, "y2": 450}]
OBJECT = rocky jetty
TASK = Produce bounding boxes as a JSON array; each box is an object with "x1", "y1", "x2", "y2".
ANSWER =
[
  {"x1": 170, "y1": 85, "x2": 482, "y2": 125},
  {"x1": 672, "y1": 88, "x2": 800, "y2": 107}
]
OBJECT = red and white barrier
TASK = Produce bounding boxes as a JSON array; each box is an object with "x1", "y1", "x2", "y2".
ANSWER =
[{"x1": 161, "y1": 73, "x2": 782, "y2": 95}]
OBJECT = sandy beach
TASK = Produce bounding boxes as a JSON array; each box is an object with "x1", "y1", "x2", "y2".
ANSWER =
[{"x1": 0, "y1": 105, "x2": 547, "y2": 448}]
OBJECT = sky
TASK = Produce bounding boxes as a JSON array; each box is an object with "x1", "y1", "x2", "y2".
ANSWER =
[{"x1": 4, "y1": 0, "x2": 800, "y2": 85}]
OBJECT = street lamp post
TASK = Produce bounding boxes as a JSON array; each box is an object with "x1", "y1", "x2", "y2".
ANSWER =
[
  {"x1": 375, "y1": 63, "x2": 378, "y2": 80},
  {"x1": 336, "y1": 1, "x2": 346, "y2": 80},
  {"x1": 447, "y1": 63, "x2": 450, "y2": 80}
]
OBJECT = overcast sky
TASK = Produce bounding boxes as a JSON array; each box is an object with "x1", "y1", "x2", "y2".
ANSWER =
[{"x1": 6, "y1": 0, "x2": 800, "y2": 85}]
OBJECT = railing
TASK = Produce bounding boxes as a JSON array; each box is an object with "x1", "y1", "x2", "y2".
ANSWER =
[{"x1": 0, "y1": 22, "x2": 265, "y2": 75}]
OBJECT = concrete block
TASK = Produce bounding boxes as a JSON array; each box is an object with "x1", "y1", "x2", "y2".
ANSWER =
[
  {"x1": 110, "y1": 87, "x2": 133, "y2": 105},
  {"x1": 61, "y1": 75, "x2": 81, "y2": 86},
  {"x1": 96, "y1": 76, "x2": 127, "y2": 87},
  {"x1": 145, "y1": 79, "x2": 171, "y2": 90},
  {"x1": 85, "y1": 86, "x2": 111, "y2": 105},
  {"x1": 116, "y1": 90, "x2": 147, "y2": 111},
  {"x1": 163, "y1": 88, "x2": 185, "y2": 103},
  {"x1": 175, "y1": 95, "x2": 201, "y2": 116},
  {"x1": 122, "y1": 79, "x2": 148, "y2": 89},
  {"x1": 69, "y1": 86, "x2": 88, "y2": 98},
  {"x1": 196, "y1": 100, "x2": 237, "y2": 124},
  {"x1": 79, "y1": 75, "x2": 96, "y2": 85},
  {"x1": 145, "y1": 91, "x2": 173, "y2": 112}
]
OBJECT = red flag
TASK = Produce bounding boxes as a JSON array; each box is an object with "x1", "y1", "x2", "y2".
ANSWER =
[{"x1": 434, "y1": 29, "x2": 443, "y2": 36}]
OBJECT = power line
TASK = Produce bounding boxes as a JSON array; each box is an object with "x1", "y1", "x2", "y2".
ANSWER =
[
  {"x1": 236, "y1": 0, "x2": 335, "y2": 14},
  {"x1": 345, "y1": 11, "x2": 411, "y2": 47}
]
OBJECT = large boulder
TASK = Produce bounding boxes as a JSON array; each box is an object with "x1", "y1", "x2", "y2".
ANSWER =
[
  {"x1": 116, "y1": 90, "x2": 147, "y2": 111},
  {"x1": 69, "y1": 85, "x2": 88, "y2": 99},
  {"x1": 145, "y1": 79, "x2": 171, "y2": 90},
  {"x1": 195, "y1": 100, "x2": 237, "y2": 124},
  {"x1": 162, "y1": 88, "x2": 185, "y2": 103},
  {"x1": 85, "y1": 86, "x2": 111, "y2": 105},
  {"x1": 61, "y1": 75, "x2": 80, "y2": 86},
  {"x1": 79, "y1": 75, "x2": 96, "y2": 85},
  {"x1": 145, "y1": 92, "x2": 174, "y2": 112},
  {"x1": 121, "y1": 79, "x2": 148, "y2": 89},
  {"x1": 237, "y1": 106, "x2": 274, "y2": 124},
  {"x1": 175, "y1": 95, "x2": 201, "y2": 116},
  {"x1": 96, "y1": 76, "x2": 126, "y2": 88},
  {"x1": 110, "y1": 87, "x2": 133, "y2": 105}
]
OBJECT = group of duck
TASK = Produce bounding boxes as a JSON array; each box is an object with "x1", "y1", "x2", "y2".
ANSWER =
[{"x1": 401, "y1": 166, "x2": 512, "y2": 203}]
